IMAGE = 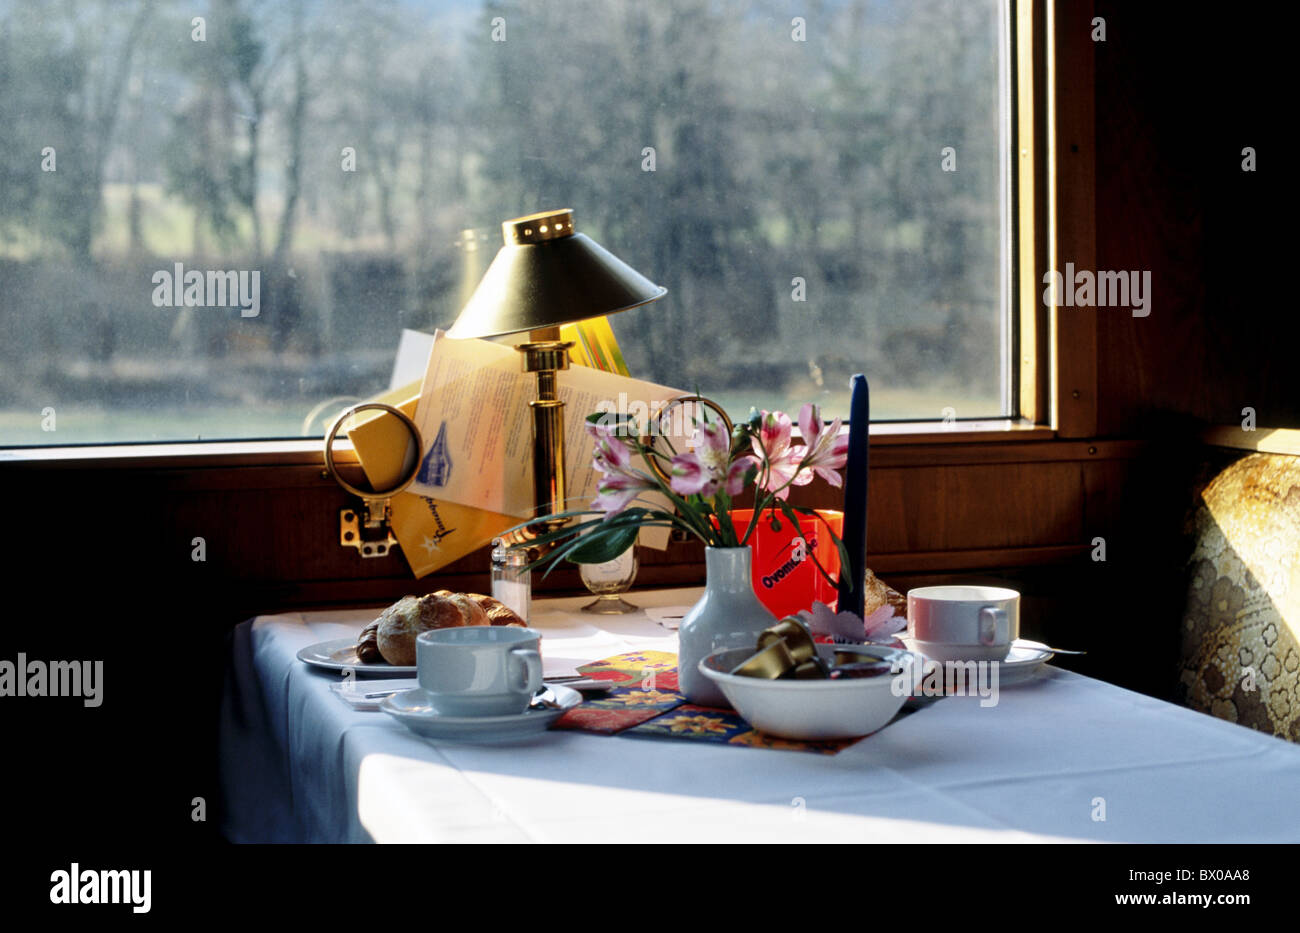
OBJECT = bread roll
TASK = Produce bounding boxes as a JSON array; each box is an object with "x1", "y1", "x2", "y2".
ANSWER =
[
  {"x1": 376, "y1": 594, "x2": 466, "y2": 665},
  {"x1": 862, "y1": 568, "x2": 907, "y2": 619},
  {"x1": 366, "y1": 589, "x2": 522, "y2": 666}
]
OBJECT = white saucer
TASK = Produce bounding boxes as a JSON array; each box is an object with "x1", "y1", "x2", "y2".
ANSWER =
[
  {"x1": 996, "y1": 640, "x2": 1055, "y2": 685},
  {"x1": 900, "y1": 637, "x2": 1054, "y2": 687},
  {"x1": 380, "y1": 684, "x2": 582, "y2": 743},
  {"x1": 297, "y1": 638, "x2": 416, "y2": 676}
]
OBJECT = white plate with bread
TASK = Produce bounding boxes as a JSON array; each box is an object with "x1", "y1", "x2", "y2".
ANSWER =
[
  {"x1": 298, "y1": 589, "x2": 528, "y2": 676},
  {"x1": 297, "y1": 638, "x2": 417, "y2": 675}
]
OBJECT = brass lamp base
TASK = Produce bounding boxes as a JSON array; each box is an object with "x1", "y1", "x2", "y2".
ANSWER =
[{"x1": 512, "y1": 326, "x2": 574, "y2": 543}]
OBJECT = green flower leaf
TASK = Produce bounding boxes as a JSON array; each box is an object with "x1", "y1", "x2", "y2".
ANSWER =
[{"x1": 563, "y1": 524, "x2": 640, "y2": 564}]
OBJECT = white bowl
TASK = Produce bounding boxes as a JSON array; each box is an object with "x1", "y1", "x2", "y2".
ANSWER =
[{"x1": 698, "y1": 644, "x2": 914, "y2": 741}]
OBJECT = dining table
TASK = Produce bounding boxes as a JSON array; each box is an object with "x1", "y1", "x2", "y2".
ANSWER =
[{"x1": 218, "y1": 587, "x2": 1300, "y2": 844}]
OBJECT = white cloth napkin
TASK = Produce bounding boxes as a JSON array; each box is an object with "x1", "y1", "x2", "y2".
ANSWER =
[
  {"x1": 644, "y1": 605, "x2": 692, "y2": 630},
  {"x1": 328, "y1": 679, "x2": 417, "y2": 711}
]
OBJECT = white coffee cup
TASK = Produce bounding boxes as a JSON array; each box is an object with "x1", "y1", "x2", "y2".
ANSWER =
[
  {"x1": 416, "y1": 626, "x2": 543, "y2": 716},
  {"x1": 907, "y1": 585, "x2": 1020, "y2": 663}
]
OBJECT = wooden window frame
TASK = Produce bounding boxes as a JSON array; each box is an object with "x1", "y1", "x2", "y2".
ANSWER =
[{"x1": 1018, "y1": 0, "x2": 1097, "y2": 435}]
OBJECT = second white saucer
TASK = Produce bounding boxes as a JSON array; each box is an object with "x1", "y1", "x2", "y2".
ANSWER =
[{"x1": 380, "y1": 684, "x2": 582, "y2": 743}]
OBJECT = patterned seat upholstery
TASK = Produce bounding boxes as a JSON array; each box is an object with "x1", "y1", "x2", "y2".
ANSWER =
[{"x1": 1179, "y1": 451, "x2": 1300, "y2": 741}]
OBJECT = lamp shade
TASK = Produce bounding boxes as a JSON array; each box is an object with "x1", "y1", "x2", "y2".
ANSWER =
[{"x1": 447, "y1": 209, "x2": 666, "y2": 339}]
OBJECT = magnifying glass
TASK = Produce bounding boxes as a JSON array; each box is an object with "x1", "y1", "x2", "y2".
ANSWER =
[
  {"x1": 638, "y1": 394, "x2": 734, "y2": 484},
  {"x1": 323, "y1": 403, "x2": 423, "y2": 559}
]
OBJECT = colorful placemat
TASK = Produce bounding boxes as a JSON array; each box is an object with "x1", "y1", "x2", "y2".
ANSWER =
[
  {"x1": 552, "y1": 650, "x2": 864, "y2": 754},
  {"x1": 552, "y1": 651, "x2": 685, "y2": 734},
  {"x1": 624, "y1": 704, "x2": 860, "y2": 755},
  {"x1": 576, "y1": 650, "x2": 678, "y2": 682}
]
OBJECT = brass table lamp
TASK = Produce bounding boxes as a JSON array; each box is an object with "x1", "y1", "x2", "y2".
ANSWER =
[{"x1": 448, "y1": 209, "x2": 666, "y2": 539}]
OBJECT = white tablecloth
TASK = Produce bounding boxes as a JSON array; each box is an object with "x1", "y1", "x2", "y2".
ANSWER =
[{"x1": 218, "y1": 588, "x2": 1300, "y2": 843}]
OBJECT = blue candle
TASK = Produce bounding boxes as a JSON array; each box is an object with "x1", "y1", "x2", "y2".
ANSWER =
[{"x1": 836, "y1": 374, "x2": 869, "y2": 617}]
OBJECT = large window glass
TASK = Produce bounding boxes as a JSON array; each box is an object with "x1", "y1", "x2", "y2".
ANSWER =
[{"x1": 0, "y1": 0, "x2": 1009, "y2": 445}]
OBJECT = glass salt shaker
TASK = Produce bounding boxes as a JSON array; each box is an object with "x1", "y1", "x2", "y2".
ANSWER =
[{"x1": 490, "y1": 538, "x2": 531, "y2": 623}]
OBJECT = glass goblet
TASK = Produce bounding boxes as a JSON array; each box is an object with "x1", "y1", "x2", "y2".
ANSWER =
[{"x1": 578, "y1": 545, "x2": 639, "y2": 614}]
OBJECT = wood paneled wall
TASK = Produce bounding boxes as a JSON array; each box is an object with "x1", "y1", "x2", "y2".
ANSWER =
[
  {"x1": 8, "y1": 437, "x2": 1147, "y2": 615},
  {"x1": 1092, "y1": 2, "x2": 1293, "y2": 435}
]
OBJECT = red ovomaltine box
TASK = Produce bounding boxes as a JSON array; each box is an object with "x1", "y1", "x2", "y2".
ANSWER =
[{"x1": 730, "y1": 508, "x2": 844, "y2": 619}]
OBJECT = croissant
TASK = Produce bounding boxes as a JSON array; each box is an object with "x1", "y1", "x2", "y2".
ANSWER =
[
  {"x1": 431, "y1": 589, "x2": 523, "y2": 625},
  {"x1": 434, "y1": 588, "x2": 525, "y2": 626},
  {"x1": 356, "y1": 618, "x2": 382, "y2": 663},
  {"x1": 469, "y1": 593, "x2": 526, "y2": 627}
]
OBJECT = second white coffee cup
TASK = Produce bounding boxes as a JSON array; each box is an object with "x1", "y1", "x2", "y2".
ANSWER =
[
  {"x1": 417, "y1": 626, "x2": 543, "y2": 716},
  {"x1": 907, "y1": 585, "x2": 1020, "y2": 663}
]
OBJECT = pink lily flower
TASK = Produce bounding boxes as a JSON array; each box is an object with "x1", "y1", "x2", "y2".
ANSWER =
[
  {"x1": 587, "y1": 421, "x2": 655, "y2": 517},
  {"x1": 590, "y1": 471, "x2": 656, "y2": 517},
  {"x1": 669, "y1": 421, "x2": 754, "y2": 498},
  {"x1": 751, "y1": 410, "x2": 806, "y2": 500},
  {"x1": 796, "y1": 403, "x2": 849, "y2": 487},
  {"x1": 590, "y1": 432, "x2": 633, "y2": 475}
]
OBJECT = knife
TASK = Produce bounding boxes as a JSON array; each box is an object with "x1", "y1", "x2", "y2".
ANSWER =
[{"x1": 360, "y1": 677, "x2": 615, "y2": 699}]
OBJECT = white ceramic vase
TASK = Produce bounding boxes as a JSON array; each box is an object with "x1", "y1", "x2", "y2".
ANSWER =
[{"x1": 677, "y1": 547, "x2": 778, "y2": 708}]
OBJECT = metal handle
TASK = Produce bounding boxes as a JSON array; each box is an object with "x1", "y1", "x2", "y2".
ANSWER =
[
  {"x1": 323, "y1": 402, "x2": 422, "y2": 499},
  {"x1": 323, "y1": 403, "x2": 423, "y2": 558},
  {"x1": 640, "y1": 394, "x2": 733, "y2": 484}
]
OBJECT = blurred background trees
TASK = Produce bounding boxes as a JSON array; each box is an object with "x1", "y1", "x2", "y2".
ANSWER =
[{"x1": 0, "y1": 0, "x2": 1004, "y2": 443}]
